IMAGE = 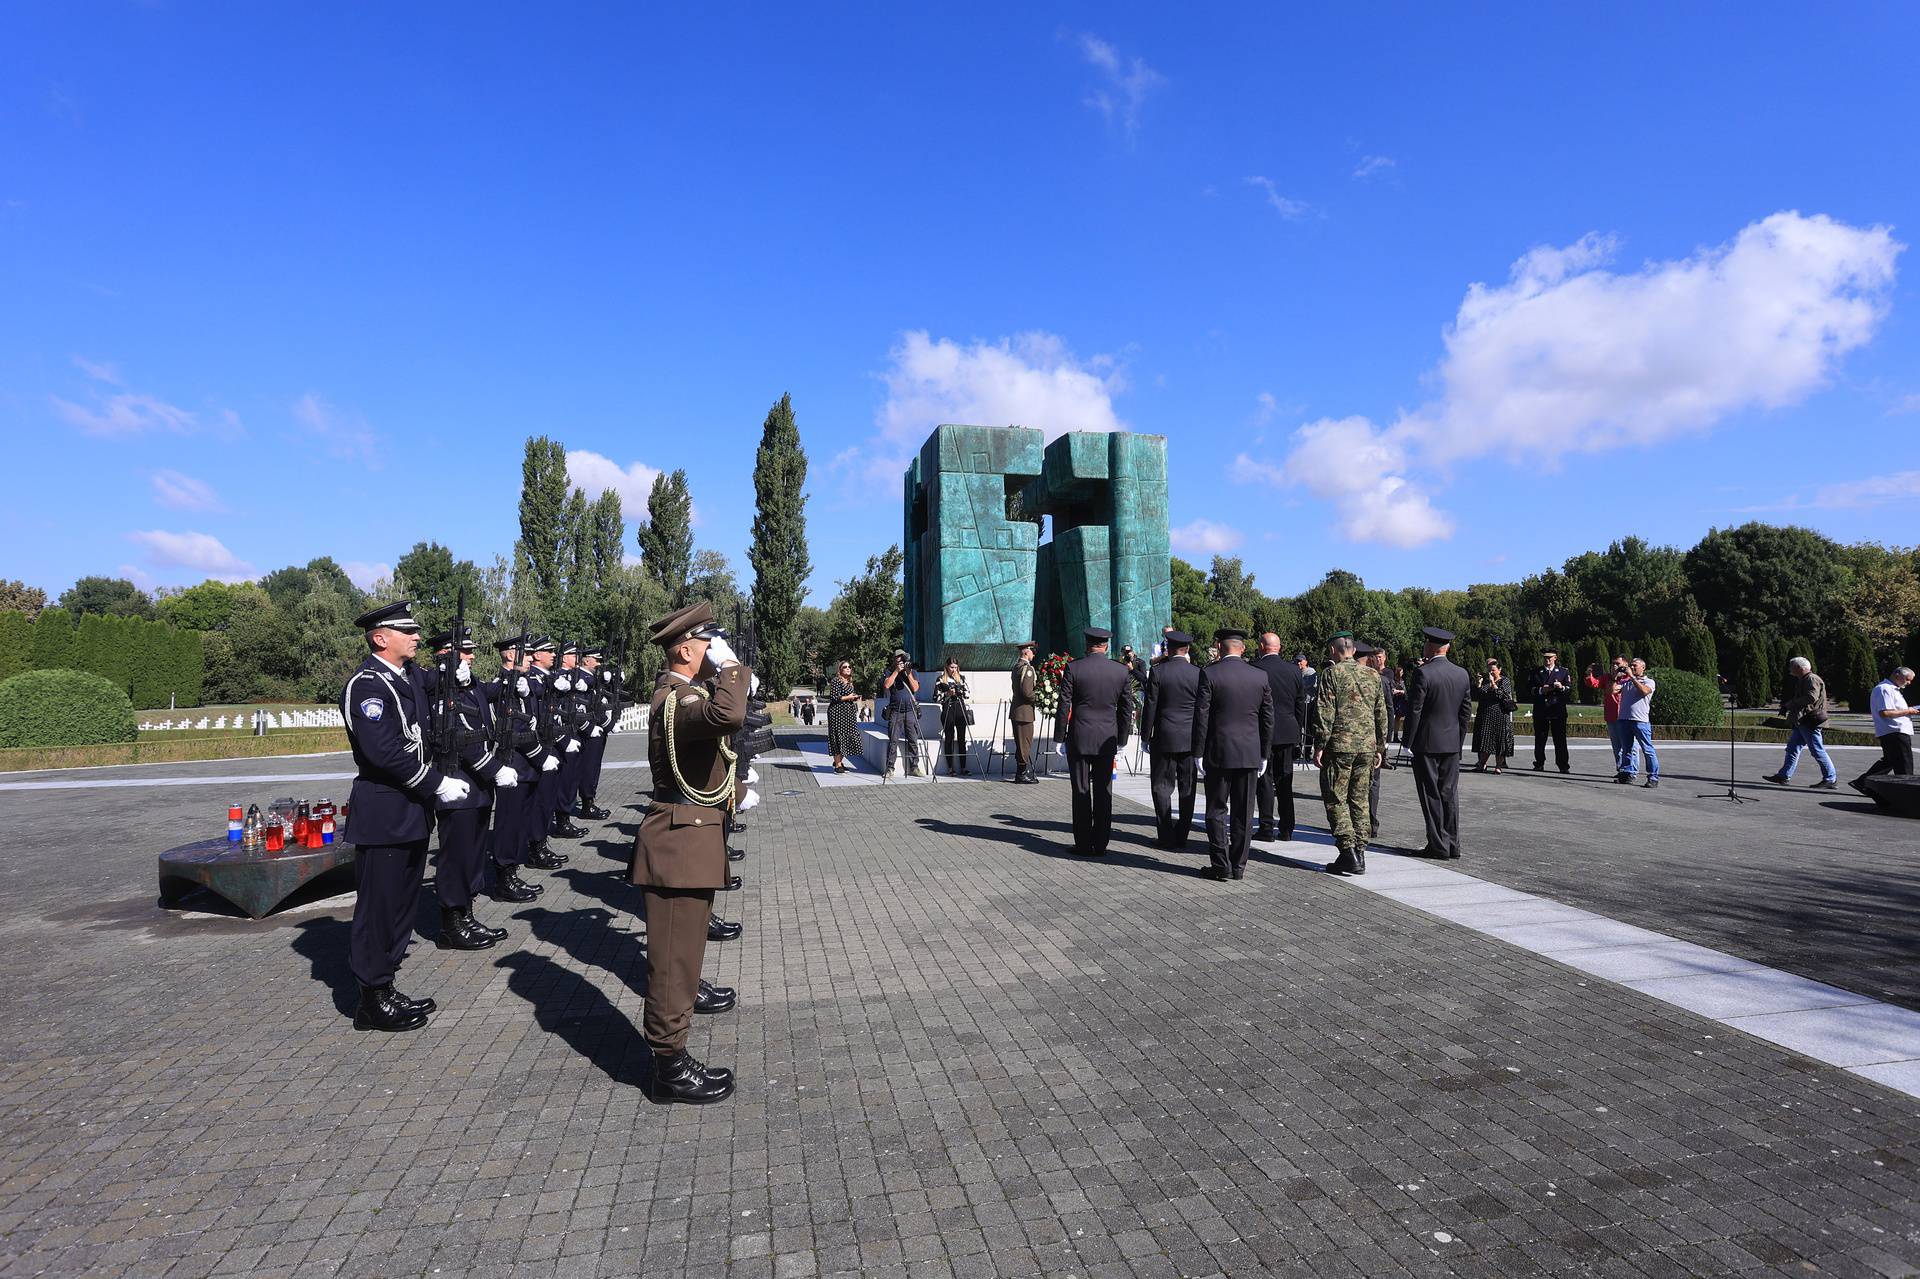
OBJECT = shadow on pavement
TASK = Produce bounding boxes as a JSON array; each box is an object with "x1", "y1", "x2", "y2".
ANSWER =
[
  {"x1": 494, "y1": 949, "x2": 650, "y2": 1087},
  {"x1": 288, "y1": 916, "x2": 355, "y2": 1017}
]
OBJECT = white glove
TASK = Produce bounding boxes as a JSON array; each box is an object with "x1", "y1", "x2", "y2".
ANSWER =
[
  {"x1": 1258, "y1": 758, "x2": 1269, "y2": 778},
  {"x1": 746, "y1": 766, "x2": 760, "y2": 785},
  {"x1": 553, "y1": 674, "x2": 571, "y2": 692},
  {"x1": 706, "y1": 636, "x2": 739, "y2": 668},
  {"x1": 739, "y1": 788, "x2": 761, "y2": 811},
  {"x1": 542, "y1": 754, "x2": 560, "y2": 773},
  {"x1": 749, "y1": 673, "x2": 760, "y2": 694},
  {"x1": 455, "y1": 664, "x2": 472, "y2": 686},
  {"x1": 434, "y1": 776, "x2": 471, "y2": 804},
  {"x1": 589, "y1": 726, "x2": 603, "y2": 738},
  {"x1": 1056, "y1": 742, "x2": 1067, "y2": 757},
  {"x1": 515, "y1": 676, "x2": 529, "y2": 695},
  {"x1": 493, "y1": 765, "x2": 519, "y2": 788},
  {"x1": 602, "y1": 669, "x2": 614, "y2": 683},
  {"x1": 566, "y1": 738, "x2": 581, "y2": 753}
]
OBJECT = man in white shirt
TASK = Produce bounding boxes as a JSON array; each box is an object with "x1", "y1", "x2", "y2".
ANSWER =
[
  {"x1": 1615, "y1": 658, "x2": 1660, "y2": 788},
  {"x1": 1851, "y1": 667, "x2": 1916, "y2": 794}
]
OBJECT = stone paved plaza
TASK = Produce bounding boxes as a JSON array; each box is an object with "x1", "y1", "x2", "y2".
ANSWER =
[{"x1": 3, "y1": 731, "x2": 1920, "y2": 1278}]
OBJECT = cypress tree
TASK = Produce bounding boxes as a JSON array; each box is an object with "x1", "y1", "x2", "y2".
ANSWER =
[
  {"x1": 29, "y1": 607, "x2": 75, "y2": 672},
  {"x1": 638, "y1": 469, "x2": 694, "y2": 605},
  {"x1": 748, "y1": 392, "x2": 811, "y2": 697},
  {"x1": 0, "y1": 611, "x2": 31, "y2": 683},
  {"x1": 1837, "y1": 633, "x2": 1879, "y2": 712},
  {"x1": 1674, "y1": 625, "x2": 1717, "y2": 678},
  {"x1": 513, "y1": 436, "x2": 571, "y2": 628},
  {"x1": 1734, "y1": 634, "x2": 1770, "y2": 708}
]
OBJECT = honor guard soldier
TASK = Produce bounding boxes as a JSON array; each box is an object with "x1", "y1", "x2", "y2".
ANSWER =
[
  {"x1": 523, "y1": 636, "x2": 573, "y2": 866},
  {"x1": 1404, "y1": 626, "x2": 1472, "y2": 859},
  {"x1": 424, "y1": 627, "x2": 512, "y2": 949},
  {"x1": 1059, "y1": 628, "x2": 1133, "y2": 855},
  {"x1": 486, "y1": 633, "x2": 545, "y2": 902},
  {"x1": 1009, "y1": 642, "x2": 1039, "y2": 783},
  {"x1": 549, "y1": 640, "x2": 590, "y2": 839},
  {"x1": 341, "y1": 601, "x2": 469, "y2": 1031},
  {"x1": 1314, "y1": 635, "x2": 1387, "y2": 876},
  {"x1": 1194, "y1": 628, "x2": 1273, "y2": 880},
  {"x1": 633, "y1": 602, "x2": 748, "y2": 1103},
  {"x1": 575, "y1": 644, "x2": 616, "y2": 820},
  {"x1": 1141, "y1": 630, "x2": 1201, "y2": 848}
]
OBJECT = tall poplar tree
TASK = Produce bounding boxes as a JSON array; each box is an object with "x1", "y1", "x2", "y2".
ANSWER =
[
  {"x1": 637, "y1": 469, "x2": 693, "y2": 605},
  {"x1": 560, "y1": 486, "x2": 592, "y2": 639},
  {"x1": 513, "y1": 436, "x2": 570, "y2": 628},
  {"x1": 748, "y1": 392, "x2": 811, "y2": 696}
]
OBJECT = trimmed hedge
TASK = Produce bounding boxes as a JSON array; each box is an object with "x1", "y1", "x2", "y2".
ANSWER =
[
  {"x1": 0, "y1": 609, "x2": 203, "y2": 709},
  {"x1": 0, "y1": 669, "x2": 138, "y2": 748},
  {"x1": 0, "y1": 727, "x2": 348, "y2": 772},
  {"x1": 1649, "y1": 667, "x2": 1722, "y2": 727}
]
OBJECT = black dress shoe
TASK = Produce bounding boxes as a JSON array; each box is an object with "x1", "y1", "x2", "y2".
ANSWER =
[
  {"x1": 1229, "y1": 867, "x2": 1245, "y2": 880},
  {"x1": 727, "y1": 846, "x2": 745, "y2": 862},
  {"x1": 465, "y1": 909, "x2": 508, "y2": 942},
  {"x1": 1254, "y1": 826, "x2": 1274, "y2": 842},
  {"x1": 1446, "y1": 848, "x2": 1461, "y2": 859},
  {"x1": 581, "y1": 803, "x2": 611, "y2": 820},
  {"x1": 695, "y1": 981, "x2": 737, "y2": 1014},
  {"x1": 722, "y1": 875, "x2": 743, "y2": 891},
  {"x1": 550, "y1": 820, "x2": 587, "y2": 839},
  {"x1": 1532, "y1": 761, "x2": 1545, "y2": 772},
  {"x1": 526, "y1": 846, "x2": 569, "y2": 870},
  {"x1": 353, "y1": 985, "x2": 427, "y2": 1032},
  {"x1": 649, "y1": 1051, "x2": 734, "y2": 1103},
  {"x1": 708, "y1": 917, "x2": 743, "y2": 941},
  {"x1": 1418, "y1": 845, "x2": 1448, "y2": 859},
  {"x1": 727, "y1": 819, "x2": 747, "y2": 833},
  {"x1": 490, "y1": 865, "x2": 540, "y2": 902},
  {"x1": 1277, "y1": 830, "x2": 1292, "y2": 841},
  {"x1": 1812, "y1": 779, "x2": 1838, "y2": 791},
  {"x1": 390, "y1": 989, "x2": 436, "y2": 1017},
  {"x1": 438, "y1": 906, "x2": 496, "y2": 951},
  {"x1": 1199, "y1": 866, "x2": 1229, "y2": 881},
  {"x1": 1559, "y1": 766, "x2": 1571, "y2": 774}
]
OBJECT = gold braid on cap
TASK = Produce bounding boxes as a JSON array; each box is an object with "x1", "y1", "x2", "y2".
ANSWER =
[{"x1": 663, "y1": 681, "x2": 736, "y2": 810}]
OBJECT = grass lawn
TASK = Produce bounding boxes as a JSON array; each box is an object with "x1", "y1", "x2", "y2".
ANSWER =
[{"x1": 138, "y1": 702, "x2": 320, "y2": 719}]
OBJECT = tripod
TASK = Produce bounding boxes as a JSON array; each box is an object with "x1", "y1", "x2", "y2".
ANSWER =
[{"x1": 1697, "y1": 688, "x2": 1754, "y2": 804}]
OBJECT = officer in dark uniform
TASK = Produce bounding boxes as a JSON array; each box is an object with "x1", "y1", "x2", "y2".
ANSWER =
[
  {"x1": 341, "y1": 601, "x2": 468, "y2": 1032},
  {"x1": 551, "y1": 640, "x2": 591, "y2": 836},
  {"x1": 1009, "y1": 642, "x2": 1039, "y2": 783},
  {"x1": 633, "y1": 601, "x2": 749, "y2": 1103},
  {"x1": 1141, "y1": 630, "x2": 1201, "y2": 848},
  {"x1": 1194, "y1": 628, "x2": 1273, "y2": 880},
  {"x1": 1059, "y1": 628, "x2": 1133, "y2": 855},
  {"x1": 1404, "y1": 625, "x2": 1473, "y2": 859},
  {"x1": 575, "y1": 644, "x2": 616, "y2": 820},
  {"x1": 1252, "y1": 631, "x2": 1308, "y2": 841},
  {"x1": 523, "y1": 636, "x2": 574, "y2": 865},
  {"x1": 485, "y1": 633, "x2": 544, "y2": 903},
  {"x1": 423, "y1": 627, "x2": 511, "y2": 950}
]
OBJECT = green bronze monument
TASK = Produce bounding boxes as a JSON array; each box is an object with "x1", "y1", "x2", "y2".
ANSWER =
[{"x1": 902, "y1": 424, "x2": 1171, "y2": 665}]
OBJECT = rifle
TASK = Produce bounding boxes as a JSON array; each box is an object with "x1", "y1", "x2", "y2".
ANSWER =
[{"x1": 430, "y1": 586, "x2": 466, "y2": 771}]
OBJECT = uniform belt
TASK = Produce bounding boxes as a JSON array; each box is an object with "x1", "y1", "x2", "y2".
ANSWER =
[
  {"x1": 648, "y1": 788, "x2": 723, "y2": 809},
  {"x1": 512, "y1": 731, "x2": 539, "y2": 748}
]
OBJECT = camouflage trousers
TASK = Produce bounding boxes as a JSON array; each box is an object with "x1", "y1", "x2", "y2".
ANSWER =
[{"x1": 1321, "y1": 752, "x2": 1373, "y2": 853}]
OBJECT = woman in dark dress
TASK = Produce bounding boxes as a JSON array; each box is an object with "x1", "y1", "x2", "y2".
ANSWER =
[
  {"x1": 1472, "y1": 658, "x2": 1517, "y2": 773},
  {"x1": 827, "y1": 660, "x2": 861, "y2": 773},
  {"x1": 934, "y1": 657, "x2": 970, "y2": 775}
]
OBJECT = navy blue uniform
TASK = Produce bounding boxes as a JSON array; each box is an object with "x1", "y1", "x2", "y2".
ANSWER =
[
  {"x1": 433, "y1": 673, "x2": 502, "y2": 910},
  {"x1": 1142, "y1": 657, "x2": 1201, "y2": 847},
  {"x1": 579, "y1": 666, "x2": 618, "y2": 808},
  {"x1": 553, "y1": 665, "x2": 590, "y2": 813},
  {"x1": 1059, "y1": 655, "x2": 1134, "y2": 854},
  {"x1": 487, "y1": 667, "x2": 543, "y2": 870},
  {"x1": 341, "y1": 654, "x2": 445, "y2": 989},
  {"x1": 529, "y1": 666, "x2": 566, "y2": 837}
]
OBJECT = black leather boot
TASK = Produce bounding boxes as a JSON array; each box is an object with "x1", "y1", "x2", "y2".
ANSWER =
[
  {"x1": 550, "y1": 817, "x2": 587, "y2": 839},
  {"x1": 439, "y1": 906, "x2": 495, "y2": 950},
  {"x1": 526, "y1": 844, "x2": 568, "y2": 870},
  {"x1": 390, "y1": 988, "x2": 436, "y2": 1017},
  {"x1": 490, "y1": 864, "x2": 540, "y2": 902},
  {"x1": 649, "y1": 1051, "x2": 734, "y2": 1103},
  {"x1": 580, "y1": 800, "x2": 611, "y2": 820},
  {"x1": 1352, "y1": 847, "x2": 1366, "y2": 875},
  {"x1": 353, "y1": 984, "x2": 427, "y2": 1032},
  {"x1": 1324, "y1": 848, "x2": 1358, "y2": 876},
  {"x1": 465, "y1": 908, "x2": 508, "y2": 942},
  {"x1": 708, "y1": 917, "x2": 742, "y2": 942},
  {"x1": 722, "y1": 875, "x2": 742, "y2": 892},
  {"x1": 727, "y1": 818, "x2": 747, "y2": 833},
  {"x1": 727, "y1": 846, "x2": 745, "y2": 862},
  {"x1": 695, "y1": 980, "x2": 736, "y2": 1014}
]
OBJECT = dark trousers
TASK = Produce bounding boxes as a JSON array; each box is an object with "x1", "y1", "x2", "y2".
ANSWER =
[
  {"x1": 640, "y1": 887, "x2": 714, "y2": 1056},
  {"x1": 1205, "y1": 767, "x2": 1256, "y2": 874},
  {"x1": 434, "y1": 808, "x2": 488, "y2": 909},
  {"x1": 1255, "y1": 743, "x2": 1298, "y2": 837},
  {"x1": 1533, "y1": 707, "x2": 1569, "y2": 770},
  {"x1": 1150, "y1": 749, "x2": 1197, "y2": 846},
  {"x1": 1367, "y1": 758, "x2": 1381, "y2": 836},
  {"x1": 349, "y1": 839, "x2": 429, "y2": 988},
  {"x1": 580, "y1": 732, "x2": 609, "y2": 801},
  {"x1": 1861, "y1": 733, "x2": 1914, "y2": 780},
  {"x1": 534, "y1": 756, "x2": 561, "y2": 834},
  {"x1": 559, "y1": 744, "x2": 583, "y2": 812},
  {"x1": 1069, "y1": 750, "x2": 1116, "y2": 852},
  {"x1": 886, "y1": 709, "x2": 922, "y2": 775},
  {"x1": 1013, "y1": 720, "x2": 1034, "y2": 774},
  {"x1": 1411, "y1": 751, "x2": 1462, "y2": 857},
  {"x1": 942, "y1": 720, "x2": 969, "y2": 773},
  {"x1": 490, "y1": 778, "x2": 529, "y2": 868}
]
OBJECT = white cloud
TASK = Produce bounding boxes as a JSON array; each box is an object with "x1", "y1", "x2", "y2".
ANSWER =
[
  {"x1": 51, "y1": 389, "x2": 197, "y2": 436},
  {"x1": 1891, "y1": 392, "x2": 1920, "y2": 415},
  {"x1": 151, "y1": 470, "x2": 223, "y2": 512},
  {"x1": 339, "y1": 560, "x2": 391, "y2": 591},
  {"x1": 127, "y1": 530, "x2": 255, "y2": 582},
  {"x1": 72, "y1": 355, "x2": 122, "y2": 385},
  {"x1": 1234, "y1": 211, "x2": 1901, "y2": 547},
  {"x1": 1810, "y1": 471, "x2": 1920, "y2": 509},
  {"x1": 1246, "y1": 176, "x2": 1308, "y2": 219},
  {"x1": 1079, "y1": 34, "x2": 1164, "y2": 136},
  {"x1": 1170, "y1": 519, "x2": 1244, "y2": 556},
  {"x1": 1353, "y1": 155, "x2": 1396, "y2": 180},
  {"x1": 116, "y1": 563, "x2": 158, "y2": 591},
  {"x1": 1229, "y1": 451, "x2": 1286, "y2": 486},
  {"x1": 566, "y1": 449, "x2": 665, "y2": 522},
  {"x1": 293, "y1": 391, "x2": 376, "y2": 464},
  {"x1": 852, "y1": 330, "x2": 1128, "y2": 486}
]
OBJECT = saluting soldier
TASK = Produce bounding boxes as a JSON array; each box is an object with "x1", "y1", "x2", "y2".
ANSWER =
[
  {"x1": 633, "y1": 602, "x2": 748, "y2": 1103},
  {"x1": 1009, "y1": 641, "x2": 1039, "y2": 784},
  {"x1": 574, "y1": 644, "x2": 616, "y2": 820},
  {"x1": 424, "y1": 627, "x2": 512, "y2": 950},
  {"x1": 485, "y1": 633, "x2": 544, "y2": 903},
  {"x1": 1194, "y1": 628, "x2": 1273, "y2": 880},
  {"x1": 1315, "y1": 634, "x2": 1389, "y2": 876},
  {"x1": 340, "y1": 601, "x2": 469, "y2": 1032},
  {"x1": 1142, "y1": 630, "x2": 1201, "y2": 848},
  {"x1": 1059, "y1": 628, "x2": 1133, "y2": 855}
]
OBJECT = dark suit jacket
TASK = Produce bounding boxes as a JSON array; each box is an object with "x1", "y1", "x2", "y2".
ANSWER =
[
  {"x1": 1060, "y1": 654, "x2": 1133, "y2": 755},
  {"x1": 1404, "y1": 655, "x2": 1472, "y2": 754},
  {"x1": 1195, "y1": 655, "x2": 1274, "y2": 769},
  {"x1": 1251, "y1": 653, "x2": 1308, "y2": 747},
  {"x1": 1142, "y1": 657, "x2": 1201, "y2": 753}
]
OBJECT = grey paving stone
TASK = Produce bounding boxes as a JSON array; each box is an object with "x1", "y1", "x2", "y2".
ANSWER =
[
  {"x1": 1551, "y1": 940, "x2": 1769, "y2": 983},
  {"x1": 1726, "y1": 1002, "x2": 1920, "y2": 1067},
  {"x1": 1624, "y1": 969, "x2": 1876, "y2": 1020}
]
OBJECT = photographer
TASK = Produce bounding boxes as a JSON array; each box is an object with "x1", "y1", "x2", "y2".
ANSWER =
[
  {"x1": 935, "y1": 657, "x2": 971, "y2": 775},
  {"x1": 881, "y1": 650, "x2": 924, "y2": 777},
  {"x1": 1613, "y1": 656, "x2": 1660, "y2": 787}
]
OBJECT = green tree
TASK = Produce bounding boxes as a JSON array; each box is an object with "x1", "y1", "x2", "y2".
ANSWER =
[
  {"x1": 1832, "y1": 632, "x2": 1879, "y2": 712},
  {"x1": 823, "y1": 546, "x2": 904, "y2": 691},
  {"x1": 1562, "y1": 536, "x2": 1694, "y2": 638},
  {"x1": 586, "y1": 489, "x2": 626, "y2": 635},
  {"x1": 514, "y1": 435, "x2": 571, "y2": 627},
  {"x1": 748, "y1": 392, "x2": 812, "y2": 698},
  {"x1": 637, "y1": 468, "x2": 694, "y2": 604},
  {"x1": 394, "y1": 541, "x2": 484, "y2": 635},
  {"x1": 1674, "y1": 625, "x2": 1718, "y2": 678},
  {"x1": 0, "y1": 611, "x2": 33, "y2": 683},
  {"x1": 1684, "y1": 522, "x2": 1844, "y2": 642},
  {"x1": 559, "y1": 486, "x2": 593, "y2": 638},
  {"x1": 297, "y1": 583, "x2": 364, "y2": 703},
  {"x1": 29, "y1": 607, "x2": 75, "y2": 671},
  {"x1": 58, "y1": 575, "x2": 155, "y2": 619},
  {"x1": 155, "y1": 580, "x2": 239, "y2": 631},
  {"x1": 0, "y1": 581, "x2": 47, "y2": 620},
  {"x1": 1169, "y1": 557, "x2": 1220, "y2": 653},
  {"x1": 1833, "y1": 543, "x2": 1920, "y2": 661},
  {"x1": 1732, "y1": 634, "x2": 1770, "y2": 708},
  {"x1": 686, "y1": 549, "x2": 746, "y2": 633}
]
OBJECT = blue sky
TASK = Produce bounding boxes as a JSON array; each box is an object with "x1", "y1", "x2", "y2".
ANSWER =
[{"x1": 4, "y1": 4, "x2": 1917, "y2": 605}]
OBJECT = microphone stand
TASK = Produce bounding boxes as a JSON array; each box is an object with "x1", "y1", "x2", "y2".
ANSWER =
[{"x1": 1697, "y1": 684, "x2": 1754, "y2": 804}]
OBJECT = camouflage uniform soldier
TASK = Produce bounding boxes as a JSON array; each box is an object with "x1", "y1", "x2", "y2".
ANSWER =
[{"x1": 1312, "y1": 634, "x2": 1387, "y2": 877}]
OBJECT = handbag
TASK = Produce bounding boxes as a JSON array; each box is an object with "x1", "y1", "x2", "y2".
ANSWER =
[{"x1": 964, "y1": 707, "x2": 975, "y2": 726}]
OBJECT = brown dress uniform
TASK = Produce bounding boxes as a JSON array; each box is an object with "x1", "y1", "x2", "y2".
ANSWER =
[
  {"x1": 1010, "y1": 649, "x2": 1038, "y2": 779},
  {"x1": 631, "y1": 661, "x2": 749, "y2": 1056}
]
